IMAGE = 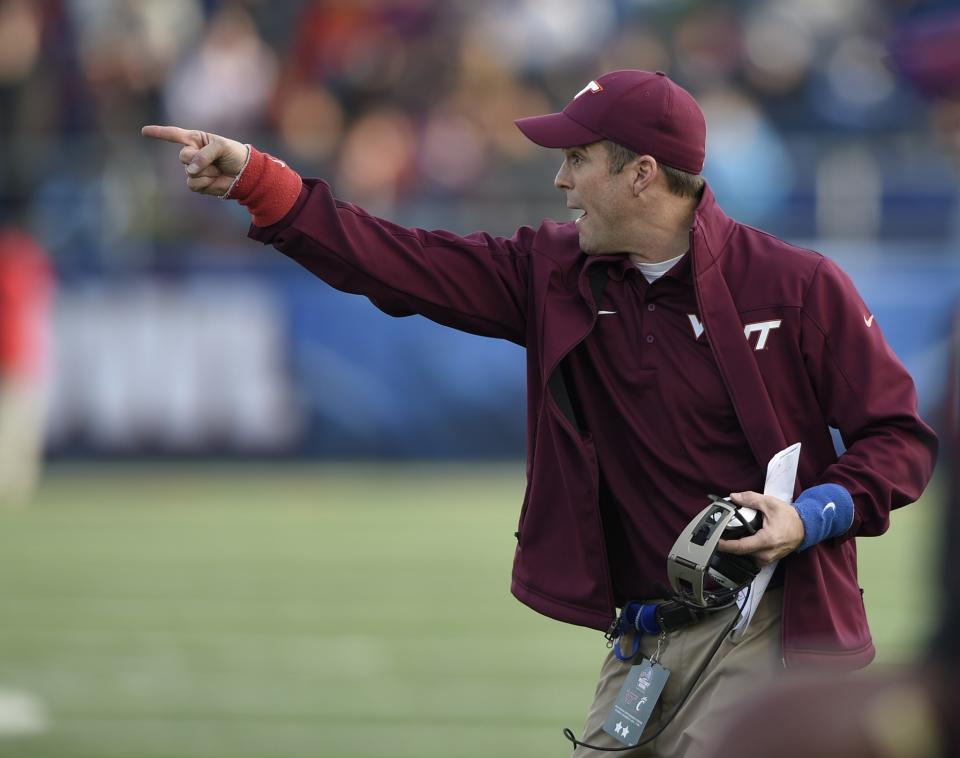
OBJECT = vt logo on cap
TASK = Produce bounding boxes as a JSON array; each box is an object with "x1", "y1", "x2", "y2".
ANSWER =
[
  {"x1": 574, "y1": 80, "x2": 604, "y2": 100},
  {"x1": 514, "y1": 69, "x2": 706, "y2": 174}
]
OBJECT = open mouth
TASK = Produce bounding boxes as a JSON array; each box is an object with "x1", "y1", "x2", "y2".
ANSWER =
[{"x1": 567, "y1": 201, "x2": 586, "y2": 224}]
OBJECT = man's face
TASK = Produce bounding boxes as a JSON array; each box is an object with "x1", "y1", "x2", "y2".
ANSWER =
[{"x1": 554, "y1": 142, "x2": 635, "y2": 254}]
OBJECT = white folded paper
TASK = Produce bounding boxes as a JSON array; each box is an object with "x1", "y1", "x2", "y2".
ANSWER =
[{"x1": 730, "y1": 441, "x2": 801, "y2": 639}]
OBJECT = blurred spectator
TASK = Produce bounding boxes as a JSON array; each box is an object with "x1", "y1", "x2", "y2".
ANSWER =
[
  {"x1": 335, "y1": 107, "x2": 417, "y2": 214},
  {"x1": 698, "y1": 85, "x2": 795, "y2": 226},
  {"x1": 0, "y1": 199, "x2": 53, "y2": 507},
  {"x1": 740, "y1": 3, "x2": 814, "y2": 96},
  {"x1": 275, "y1": 83, "x2": 345, "y2": 164},
  {"x1": 417, "y1": 101, "x2": 489, "y2": 192},
  {"x1": 0, "y1": 0, "x2": 46, "y2": 196},
  {"x1": 672, "y1": 4, "x2": 741, "y2": 88},
  {"x1": 470, "y1": 0, "x2": 616, "y2": 70},
  {"x1": 891, "y1": 1, "x2": 960, "y2": 235},
  {"x1": 69, "y1": 0, "x2": 204, "y2": 135},
  {"x1": 164, "y1": 3, "x2": 277, "y2": 135}
]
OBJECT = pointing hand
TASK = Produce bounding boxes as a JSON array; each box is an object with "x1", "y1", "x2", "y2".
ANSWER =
[{"x1": 141, "y1": 126, "x2": 248, "y2": 197}]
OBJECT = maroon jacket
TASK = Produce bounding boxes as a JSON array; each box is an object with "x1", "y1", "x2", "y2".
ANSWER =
[{"x1": 251, "y1": 179, "x2": 937, "y2": 668}]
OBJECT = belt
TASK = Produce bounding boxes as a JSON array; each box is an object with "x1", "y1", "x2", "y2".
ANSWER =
[
  {"x1": 615, "y1": 599, "x2": 713, "y2": 634},
  {"x1": 606, "y1": 598, "x2": 727, "y2": 661},
  {"x1": 655, "y1": 599, "x2": 713, "y2": 632}
]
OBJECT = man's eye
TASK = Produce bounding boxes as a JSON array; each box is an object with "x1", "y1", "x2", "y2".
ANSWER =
[{"x1": 570, "y1": 154, "x2": 582, "y2": 165}]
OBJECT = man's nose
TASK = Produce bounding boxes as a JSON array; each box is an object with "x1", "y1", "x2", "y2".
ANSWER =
[{"x1": 554, "y1": 164, "x2": 572, "y2": 190}]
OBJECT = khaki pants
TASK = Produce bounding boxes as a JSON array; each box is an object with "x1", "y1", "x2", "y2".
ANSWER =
[
  {"x1": 0, "y1": 378, "x2": 46, "y2": 507},
  {"x1": 573, "y1": 588, "x2": 783, "y2": 758}
]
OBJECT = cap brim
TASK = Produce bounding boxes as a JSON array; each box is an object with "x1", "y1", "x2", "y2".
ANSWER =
[{"x1": 514, "y1": 111, "x2": 604, "y2": 149}]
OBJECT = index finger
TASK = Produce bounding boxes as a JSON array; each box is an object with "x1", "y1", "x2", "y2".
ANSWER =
[
  {"x1": 717, "y1": 535, "x2": 763, "y2": 555},
  {"x1": 730, "y1": 490, "x2": 775, "y2": 515},
  {"x1": 141, "y1": 125, "x2": 205, "y2": 147}
]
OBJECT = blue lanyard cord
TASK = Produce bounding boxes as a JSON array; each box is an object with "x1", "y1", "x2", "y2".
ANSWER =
[
  {"x1": 611, "y1": 602, "x2": 661, "y2": 661},
  {"x1": 613, "y1": 631, "x2": 641, "y2": 661}
]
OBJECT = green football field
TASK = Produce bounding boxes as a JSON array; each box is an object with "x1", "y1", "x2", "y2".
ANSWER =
[{"x1": 0, "y1": 463, "x2": 942, "y2": 758}]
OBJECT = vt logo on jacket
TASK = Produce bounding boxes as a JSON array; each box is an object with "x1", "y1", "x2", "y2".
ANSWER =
[{"x1": 687, "y1": 314, "x2": 782, "y2": 351}]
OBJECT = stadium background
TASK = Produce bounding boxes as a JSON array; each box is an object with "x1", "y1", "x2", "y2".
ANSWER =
[{"x1": 0, "y1": 1, "x2": 956, "y2": 756}]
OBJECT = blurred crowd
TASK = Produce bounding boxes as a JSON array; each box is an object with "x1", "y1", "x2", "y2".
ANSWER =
[{"x1": 0, "y1": 0, "x2": 958, "y2": 271}]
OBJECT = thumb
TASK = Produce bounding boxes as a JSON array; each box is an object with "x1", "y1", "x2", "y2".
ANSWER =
[{"x1": 186, "y1": 140, "x2": 224, "y2": 175}]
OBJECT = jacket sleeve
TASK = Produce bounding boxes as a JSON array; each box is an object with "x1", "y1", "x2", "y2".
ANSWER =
[
  {"x1": 248, "y1": 179, "x2": 532, "y2": 345},
  {"x1": 800, "y1": 256, "x2": 938, "y2": 538}
]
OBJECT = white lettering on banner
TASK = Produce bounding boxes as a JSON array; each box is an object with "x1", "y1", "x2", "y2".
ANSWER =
[
  {"x1": 687, "y1": 315, "x2": 781, "y2": 350},
  {"x1": 47, "y1": 283, "x2": 299, "y2": 451},
  {"x1": 574, "y1": 80, "x2": 603, "y2": 99}
]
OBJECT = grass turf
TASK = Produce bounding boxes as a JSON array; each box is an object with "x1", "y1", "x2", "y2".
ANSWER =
[{"x1": 0, "y1": 463, "x2": 941, "y2": 757}]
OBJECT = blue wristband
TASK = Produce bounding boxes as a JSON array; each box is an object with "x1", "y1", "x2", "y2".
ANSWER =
[{"x1": 792, "y1": 483, "x2": 854, "y2": 552}]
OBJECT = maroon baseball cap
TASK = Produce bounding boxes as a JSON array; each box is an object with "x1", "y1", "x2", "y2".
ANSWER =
[{"x1": 514, "y1": 70, "x2": 706, "y2": 174}]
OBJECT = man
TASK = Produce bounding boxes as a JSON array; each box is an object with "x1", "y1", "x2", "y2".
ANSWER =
[
  {"x1": 0, "y1": 202, "x2": 53, "y2": 507},
  {"x1": 143, "y1": 70, "x2": 937, "y2": 756}
]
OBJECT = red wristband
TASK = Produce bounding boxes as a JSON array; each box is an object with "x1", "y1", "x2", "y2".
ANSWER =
[{"x1": 226, "y1": 146, "x2": 302, "y2": 227}]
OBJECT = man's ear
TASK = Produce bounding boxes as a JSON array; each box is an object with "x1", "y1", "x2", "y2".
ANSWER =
[{"x1": 631, "y1": 155, "x2": 658, "y2": 196}]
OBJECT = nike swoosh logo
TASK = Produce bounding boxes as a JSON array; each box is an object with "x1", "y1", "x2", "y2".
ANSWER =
[
  {"x1": 823, "y1": 502, "x2": 836, "y2": 516},
  {"x1": 864, "y1": 314, "x2": 874, "y2": 327},
  {"x1": 598, "y1": 310, "x2": 618, "y2": 315},
  {"x1": 269, "y1": 157, "x2": 287, "y2": 168}
]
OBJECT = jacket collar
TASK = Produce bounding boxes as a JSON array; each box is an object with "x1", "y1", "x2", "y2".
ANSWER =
[
  {"x1": 688, "y1": 183, "x2": 788, "y2": 472},
  {"x1": 690, "y1": 182, "x2": 737, "y2": 279}
]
